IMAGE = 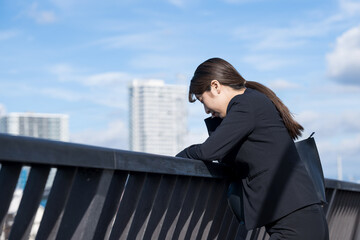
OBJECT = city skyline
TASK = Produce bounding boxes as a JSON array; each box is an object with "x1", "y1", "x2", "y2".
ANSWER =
[{"x1": 1, "y1": 0, "x2": 360, "y2": 181}]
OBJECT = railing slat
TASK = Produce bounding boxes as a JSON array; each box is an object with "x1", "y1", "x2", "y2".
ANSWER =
[
  {"x1": 127, "y1": 173, "x2": 162, "y2": 239},
  {"x1": 207, "y1": 187, "x2": 232, "y2": 239},
  {"x1": 158, "y1": 176, "x2": 191, "y2": 239},
  {"x1": 9, "y1": 165, "x2": 50, "y2": 240},
  {"x1": 185, "y1": 178, "x2": 214, "y2": 240},
  {"x1": 93, "y1": 170, "x2": 128, "y2": 240},
  {"x1": 142, "y1": 174, "x2": 178, "y2": 239},
  {"x1": 327, "y1": 190, "x2": 360, "y2": 240},
  {"x1": 347, "y1": 192, "x2": 360, "y2": 240},
  {"x1": 254, "y1": 226, "x2": 269, "y2": 240},
  {"x1": 353, "y1": 211, "x2": 360, "y2": 240},
  {"x1": 108, "y1": 172, "x2": 147, "y2": 240},
  {"x1": 234, "y1": 222, "x2": 249, "y2": 240},
  {"x1": 172, "y1": 177, "x2": 203, "y2": 239},
  {"x1": 79, "y1": 169, "x2": 114, "y2": 240},
  {"x1": 324, "y1": 188, "x2": 335, "y2": 216},
  {"x1": 225, "y1": 216, "x2": 240, "y2": 240},
  {"x1": 55, "y1": 168, "x2": 112, "y2": 240},
  {"x1": 217, "y1": 207, "x2": 235, "y2": 239},
  {"x1": 195, "y1": 179, "x2": 229, "y2": 240},
  {"x1": 0, "y1": 162, "x2": 22, "y2": 232},
  {"x1": 36, "y1": 167, "x2": 77, "y2": 240}
]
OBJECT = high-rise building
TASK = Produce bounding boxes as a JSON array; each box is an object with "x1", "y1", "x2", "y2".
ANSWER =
[
  {"x1": 0, "y1": 112, "x2": 69, "y2": 141},
  {"x1": 129, "y1": 80, "x2": 187, "y2": 156}
]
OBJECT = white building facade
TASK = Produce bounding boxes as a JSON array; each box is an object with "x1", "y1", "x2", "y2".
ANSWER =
[
  {"x1": 0, "y1": 112, "x2": 69, "y2": 141},
  {"x1": 129, "y1": 80, "x2": 187, "y2": 156}
]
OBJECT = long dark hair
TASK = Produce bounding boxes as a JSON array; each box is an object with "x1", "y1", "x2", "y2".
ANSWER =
[{"x1": 189, "y1": 57, "x2": 303, "y2": 140}]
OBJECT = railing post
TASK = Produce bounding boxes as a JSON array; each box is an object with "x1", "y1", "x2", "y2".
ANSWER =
[{"x1": 0, "y1": 163, "x2": 22, "y2": 239}]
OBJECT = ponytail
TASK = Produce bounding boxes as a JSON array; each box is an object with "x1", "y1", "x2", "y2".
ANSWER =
[{"x1": 245, "y1": 81, "x2": 303, "y2": 140}]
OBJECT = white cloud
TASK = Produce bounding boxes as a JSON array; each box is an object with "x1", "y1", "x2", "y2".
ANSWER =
[
  {"x1": 339, "y1": 0, "x2": 360, "y2": 16},
  {"x1": 50, "y1": 0, "x2": 76, "y2": 10},
  {"x1": 49, "y1": 64, "x2": 74, "y2": 75},
  {"x1": 0, "y1": 30, "x2": 19, "y2": 41},
  {"x1": 295, "y1": 109, "x2": 360, "y2": 180},
  {"x1": 232, "y1": 20, "x2": 330, "y2": 51},
  {"x1": 321, "y1": 83, "x2": 360, "y2": 94},
  {"x1": 223, "y1": 0, "x2": 270, "y2": 3},
  {"x1": 38, "y1": 85, "x2": 128, "y2": 109},
  {"x1": 317, "y1": 133, "x2": 360, "y2": 162},
  {"x1": 49, "y1": 63, "x2": 136, "y2": 86},
  {"x1": 168, "y1": 0, "x2": 186, "y2": 7},
  {"x1": 26, "y1": 3, "x2": 57, "y2": 24},
  {"x1": 40, "y1": 88, "x2": 83, "y2": 102},
  {"x1": 86, "y1": 72, "x2": 134, "y2": 86},
  {"x1": 175, "y1": 73, "x2": 189, "y2": 86},
  {"x1": 94, "y1": 30, "x2": 175, "y2": 51},
  {"x1": 0, "y1": 81, "x2": 38, "y2": 97},
  {"x1": 267, "y1": 79, "x2": 300, "y2": 90},
  {"x1": 242, "y1": 54, "x2": 297, "y2": 71},
  {"x1": 0, "y1": 65, "x2": 134, "y2": 110},
  {"x1": 49, "y1": 64, "x2": 81, "y2": 82},
  {"x1": 338, "y1": 134, "x2": 360, "y2": 153},
  {"x1": 70, "y1": 119, "x2": 128, "y2": 149},
  {"x1": 326, "y1": 25, "x2": 360, "y2": 85},
  {"x1": 231, "y1": 0, "x2": 360, "y2": 53},
  {"x1": 296, "y1": 110, "x2": 360, "y2": 149},
  {"x1": 166, "y1": 0, "x2": 199, "y2": 8},
  {"x1": 129, "y1": 54, "x2": 196, "y2": 72}
]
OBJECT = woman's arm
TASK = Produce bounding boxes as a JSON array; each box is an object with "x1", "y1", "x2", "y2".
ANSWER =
[{"x1": 176, "y1": 100, "x2": 255, "y2": 161}]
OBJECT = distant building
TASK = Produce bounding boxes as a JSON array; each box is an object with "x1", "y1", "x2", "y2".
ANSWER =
[
  {"x1": 129, "y1": 80, "x2": 187, "y2": 156},
  {"x1": 0, "y1": 103, "x2": 6, "y2": 117},
  {"x1": 0, "y1": 112, "x2": 69, "y2": 141},
  {"x1": 0, "y1": 112, "x2": 69, "y2": 239}
]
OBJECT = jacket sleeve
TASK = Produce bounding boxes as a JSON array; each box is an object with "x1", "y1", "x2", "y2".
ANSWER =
[
  {"x1": 204, "y1": 117, "x2": 223, "y2": 135},
  {"x1": 176, "y1": 100, "x2": 255, "y2": 162}
]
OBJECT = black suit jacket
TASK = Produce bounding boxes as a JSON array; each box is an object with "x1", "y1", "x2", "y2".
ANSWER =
[{"x1": 177, "y1": 88, "x2": 319, "y2": 229}]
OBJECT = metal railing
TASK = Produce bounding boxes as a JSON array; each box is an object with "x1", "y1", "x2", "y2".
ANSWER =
[{"x1": 0, "y1": 134, "x2": 359, "y2": 240}]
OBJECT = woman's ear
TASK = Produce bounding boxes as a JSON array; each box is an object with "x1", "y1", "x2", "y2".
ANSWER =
[{"x1": 210, "y1": 80, "x2": 221, "y2": 94}]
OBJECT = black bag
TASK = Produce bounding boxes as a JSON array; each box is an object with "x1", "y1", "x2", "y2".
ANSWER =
[
  {"x1": 226, "y1": 133, "x2": 327, "y2": 224},
  {"x1": 295, "y1": 132, "x2": 327, "y2": 204}
]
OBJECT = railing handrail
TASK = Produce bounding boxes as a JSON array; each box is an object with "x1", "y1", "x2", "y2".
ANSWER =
[
  {"x1": 0, "y1": 133, "x2": 231, "y2": 179},
  {"x1": 325, "y1": 178, "x2": 360, "y2": 192},
  {"x1": 1, "y1": 133, "x2": 360, "y2": 192}
]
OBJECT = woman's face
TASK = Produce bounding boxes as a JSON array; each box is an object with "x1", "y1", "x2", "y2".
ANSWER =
[{"x1": 196, "y1": 84, "x2": 228, "y2": 118}]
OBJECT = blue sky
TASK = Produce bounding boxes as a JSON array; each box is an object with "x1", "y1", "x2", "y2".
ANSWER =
[{"x1": 1, "y1": 0, "x2": 360, "y2": 181}]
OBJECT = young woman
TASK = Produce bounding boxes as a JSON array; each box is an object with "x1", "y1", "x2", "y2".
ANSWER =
[{"x1": 176, "y1": 58, "x2": 329, "y2": 239}]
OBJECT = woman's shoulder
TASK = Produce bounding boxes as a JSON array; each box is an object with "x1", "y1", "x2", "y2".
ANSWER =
[
  {"x1": 227, "y1": 88, "x2": 258, "y2": 112},
  {"x1": 227, "y1": 88, "x2": 273, "y2": 111},
  {"x1": 231, "y1": 88, "x2": 268, "y2": 103}
]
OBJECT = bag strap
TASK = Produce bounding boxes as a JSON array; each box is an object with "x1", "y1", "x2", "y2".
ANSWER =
[{"x1": 308, "y1": 132, "x2": 315, "y2": 139}]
